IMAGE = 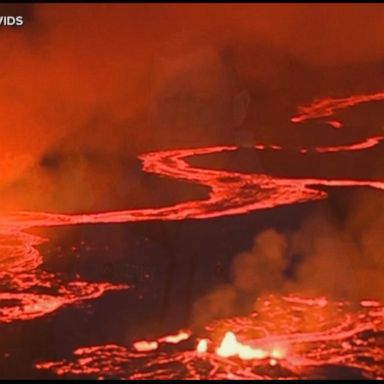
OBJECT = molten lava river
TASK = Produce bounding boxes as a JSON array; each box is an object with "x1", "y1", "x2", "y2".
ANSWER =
[{"x1": 1, "y1": 92, "x2": 384, "y2": 379}]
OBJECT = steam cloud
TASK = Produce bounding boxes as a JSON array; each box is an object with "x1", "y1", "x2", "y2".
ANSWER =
[{"x1": 193, "y1": 188, "x2": 384, "y2": 327}]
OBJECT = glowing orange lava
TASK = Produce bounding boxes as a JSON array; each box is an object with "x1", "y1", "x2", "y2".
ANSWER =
[
  {"x1": 159, "y1": 330, "x2": 191, "y2": 344},
  {"x1": 291, "y1": 91, "x2": 384, "y2": 123},
  {"x1": 0, "y1": 218, "x2": 128, "y2": 323},
  {"x1": 132, "y1": 330, "x2": 191, "y2": 353},
  {"x1": 196, "y1": 339, "x2": 208, "y2": 354},
  {"x1": 133, "y1": 340, "x2": 159, "y2": 353},
  {"x1": 1, "y1": 90, "x2": 384, "y2": 379},
  {"x1": 326, "y1": 120, "x2": 342, "y2": 129},
  {"x1": 35, "y1": 294, "x2": 384, "y2": 380}
]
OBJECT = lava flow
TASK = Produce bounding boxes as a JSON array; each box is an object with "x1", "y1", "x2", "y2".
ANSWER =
[
  {"x1": 0, "y1": 221, "x2": 128, "y2": 323},
  {"x1": 35, "y1": 294, "x2": 384, "y2": 380},
  {"x1": 291, "y1": 91, "x2": 384, "y2": 123},
  {"x1": 1, "y1": 91, "x2": 384, "y2": 379}
]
